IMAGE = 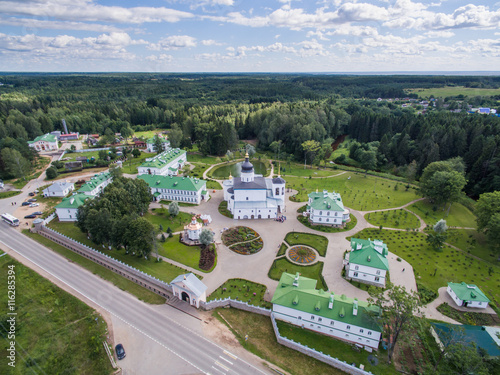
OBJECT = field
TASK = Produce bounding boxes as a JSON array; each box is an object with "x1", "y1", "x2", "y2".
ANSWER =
[
  {"x1": 120, "y1": 152, "x2": 153, "y2": 174},
  {"x1": 407, "y1": 199, "x2": 476, "y2": 228},
  {"x1": 61, "y1": 150, "x2": 102, "y2": 162},
  {"x1": 407, "y1": 86, "x2": 500, "y2": 98},
  {"x1": 145, "y1": 209, "x2": 194, "y2": 233},
  {"x1": 0, "y1": 254, "x2": 113, "y2": 374},
  {"x1": 186, "y1": 153, "x2": 220, "y2": 164},
  {"x1": 445, "y1": 229, "x2": 496, "y2": 264},
  {"x1": 133, "y1": 130, "x2": 161, "y2": 139},
  {"x1": 279, "y1": 162, "x2": 345, "y2": 177},
  {"x1": 351, "y1": 228, "x2": 500, "y2": 310},
  {"x1": 287, "y1": 172, "x2": 419, "y2": 210},
  {"x1": 365, "y1": 209, "x2": 421, "y2": 230}
]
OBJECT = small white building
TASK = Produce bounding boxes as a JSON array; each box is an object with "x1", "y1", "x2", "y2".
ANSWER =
[
  {"x1": 222, "y1": 153, "x2": 285, "y2": 219},
  {"x1": 137, "y1": 148, "x2": 186, "y2": 176},
  {"x1": 306, "y1": 190, "x2": 350, "y2": 227},
  {"x1": 171, "y1": 273, "x2": 207, "y2": 308},
  {"x1": 345, "y1": 238, "x2": 389, "y2": 288},
  {"x1": 272, "y1": 272, "x2": 382, "y2": 350},
  {"x1": 43, "y1": 181, "x2": 75, "y2": 198},
  {"x1": 146, "y1": 136, "x2": 170, "y2": 153},
  {"x1": 184, "y1": 217, "x2": 202, "y2": 241},
  {"x1": 447, "y1": 282, "x2": 490, "y2": 309},
  {"x1": 138, "y1": 174, "x2": 209, "y2": 204},
  {"x1": 55, "y1": 193, "x2": 91, "y2": 221},
  {"x1": 28, "y1": 133, "x2": 59, "y2": 152}
]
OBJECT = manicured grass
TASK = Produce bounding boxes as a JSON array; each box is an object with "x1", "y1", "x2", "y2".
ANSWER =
[
  {"x1": 158, "y1": 199, "x2": 197, "y2": 207},
  {"x1": 287, "y1": 173, "x2": 419, "y2": 210},
  {"x1": 120, "y1": 153, "x2": 152, "y2": 174},
  {"x1": 407, "y1": 199, "x2": 476, "y2": 228},
  {"x1": 0, "y1": 255, "x2": 113, "y2": 374},
  {"x1": 408, "y1": 86, "x2": 500, "y2": 98},
  {"x1": 159, "y1": 234, "x2": 215, "y2": 272},
  {"x1": 208, "y1": 279, "x2": 270, "y2": 308},
  {"x1": 46, "y1": 221, "x2": 191, "y2": 283},
  {"x1": 0, "y1": 190, "x2": 21, "y2": 199},
  {"x1": 351, "y1": 228, "x2": 500, "y2": 310},
  {"x1": 445, "y1": 229, "x2": 497, "y2": 265},
  {"x1": 284, "y1": 232, "x2": 328, "y2": 257},
  {"x1": 279, "y1": 161, "x2": 345, "y2": 177},
  {"x1": 206, "y1": 179, "x2": 222, "y2": 190},
  {"x1": 268, "y1": 258, "x2": 327, "y2": 290},
  {"x1": 214, "y1": 308, "x2": 346, "y2": 375},
  {"x1": 61, "y1": 150, "x2": 102, "y2": 162},
  {"x1": 436, "y1": 303, "x2": 498, "y2": 326},
  {"x1": 24, "y1": 230, "x2": 166, "y2": 304},
  {"x1": 186, "y1": 153, "x2": 219, "y2": 164},
  {"x1": 146, "y1": 209, "x2": 194, "y2": 232},
  {"x1": 365, "y1": 209, "x2": 421, "y2": 230},
  {"x1": 218, "y1": 200, "x2": 233, "y2": 218},
  {"x1": 133, "y1": 130, "x2": 161, "y2": 139},
  {"x1": 277, "y1": 242, "x2": 288, "y2": 257},
  {"x1": 276, "y1": 320, "x2": 398, "y2": 375}
]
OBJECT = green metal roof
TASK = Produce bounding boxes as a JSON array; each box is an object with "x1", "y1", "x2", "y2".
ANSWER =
[
  {"x1": 139, "y1": 149, "x2": 186, "y2": 169},
  {"x1": 78, "y1": 172, "x2": 111, "y2": 193},
  {"x1": 56, "y1": 193, "x2": 91, "y2": 209},
  {"x1": 349, "y1": 238, "x2": 389, "y2": 271},
  {"x1": 146, "y1": 137, "x2": 169, "y2": 144},
  {"x1": 448, "y1": 282, "x2": 490, "y2": 303},
  {"x1": 28, "y1": 133, "x2": 57, "y2": 144},
  {"x1": 272, "y1": 272, "x2": 381, "y2": 332},
  {"x1": 138, "y1": 174, "x2": 206, "y2": 192},
  {"x1": 308, "y1": 191, "x2": 345, "y2": 211}
]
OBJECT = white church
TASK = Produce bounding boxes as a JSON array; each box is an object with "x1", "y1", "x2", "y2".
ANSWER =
[{"x1": 223, "y1": 153, "x2": 285, "y2": 220}]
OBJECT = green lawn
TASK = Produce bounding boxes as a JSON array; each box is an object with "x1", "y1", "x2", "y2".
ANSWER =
[
  {"x1": 133, "y1": 130, "x2": 161, "y2": 139},
  {"x1": 186, "y1": 153, "x2": 219, "y2": 164},
  {"x1": 276, "y1": 320, "x2": 398, "y2": 375},
  {"x1": 46, "y1": 221, "x2": 191, "y2": 283},
  {"x1": 406, "y1": 199, "x2": 476, "y2": 228},
  {"x1": 268, "y1": 258, "x2": 327, "y2": 290},
  {"x1": 159, "y1": 234, "x2": 215, "y2": 272},
  {"x1": 0, "y1": 254, "x2": 113, "y2": 374},
  {"x1": 287, "y1": 173, "x2": 419, "y2": 210},
  {"x1": 445, "y1": 229, "x2": 497, "y2": 265},
  {"x1": 0, "y1": 190, "x2": 21, "y2": 199},
  {"x1": 218, "y1": 200, "x2": 233, "y2": 218},
  {"x1": 206, "y1": 179, "x2": 222, "y2": 190},
  {"x1": 351, "y1": 228, "x2": 500, "y2": 310},
  {"x1": 24, "y1": 230, "x2": 165, "y2": 304},
  {"x1": 208, "y1": 279, "x2": 270, "y2": 308},
  {"x1": 277, "y1": 242, "x2": 288, "y2": 257},
  {"x1": 407, "y1": 86, "x2": 500, "y2": 98},
  {"x1": 145, "y1": 209, "x2": 194, "y2": 232},
  {"x1": 365, "y1": 209, "x2": 421, "y2": 230},
  {"x1": 62, "y1": 150, "x2": 102, "y2": 162},
  {"x1": 279, "y1": 161, "x2": 345, "y2": 177},
  {"x1": 284, "y1": 232, "x2": 328, "y2": 257},
  {"x1": 120, "y1": 153, "x2": 152, "y2": 174}
]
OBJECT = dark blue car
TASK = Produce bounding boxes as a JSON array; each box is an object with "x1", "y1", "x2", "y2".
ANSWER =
[{"x1": 115, "y1": 344, "x2": 126, "y2": 360}]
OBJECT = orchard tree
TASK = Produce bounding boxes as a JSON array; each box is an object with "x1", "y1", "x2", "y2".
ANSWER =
[{"x1": 421, "y1": 169, "x2": 466, "y2": 208}]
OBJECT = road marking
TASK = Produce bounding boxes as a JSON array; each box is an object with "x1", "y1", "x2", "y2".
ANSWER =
[
  {"x1": 211, "y1": 366, "x2": 226, "y2": 375},
  {"x1": 223, "y1": 350, "x2": 238, "y2": 360},
  {"x1": 219, "y1": 355, "x2": 233, "y2": 365},
  {"x1": 214, "y1": 361, "x2": 230, "y2": 372}
]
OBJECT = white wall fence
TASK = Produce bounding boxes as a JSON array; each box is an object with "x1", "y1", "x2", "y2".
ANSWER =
[
  {"x1": 200, "y1": 298, "x2": 271, "y2": 316},
  {"x1": 43, "y1": 213, "x2": 57, "y2": 225},
  {"x1": 38, "y1": 226, "x2": 172, "y2": 298},
  {"x1": 270, "y1": 313, "x2": 373, "y2": 375}
]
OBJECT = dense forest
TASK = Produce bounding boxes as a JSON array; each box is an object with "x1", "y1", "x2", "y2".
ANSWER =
[{"x1": 1, "y1": 73, "x2": 499, "y2": 197}]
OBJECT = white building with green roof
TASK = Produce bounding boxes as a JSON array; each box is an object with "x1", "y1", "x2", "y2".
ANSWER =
[
  {"x1": 137, "y1": 148, "x2": 186, "y2": 176},
  {"x1": 345, "y1": 238, "x2": 389, "y2": 287},
  {"x1": 55, "y1": 193, "x2": 92, "y2": 221},
  {"x1": 447, "y1": 282, "x2": 490, "y2": 309},
  {"x1": 78, "y1": 172, "x2": 113, "y2": 196},
  {"x1": 306, "y1": 190, "x2": 350, "y2": 227},
  {"x1": 272, "y1": 272, "x2": 382, "y2": 349},
  {"x1": 28, "y1": 133, "x2": 59, "y2": 152},
  {"x1": 146, "y1": 136, "x2": 170, "y2": 153},
  {"x1": 138, "y1": 174, "x2": 209, "y2": 204}
]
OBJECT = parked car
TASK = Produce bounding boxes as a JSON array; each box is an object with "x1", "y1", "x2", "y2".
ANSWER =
[
  {"x1": 21, "y1": 202, "x2": 30, "y2": 206},
  {"x1": 24, "y1": 214, "x2": 36, "y2": 219},
  {"x1": 29, "y1": 203, "x2": 39, "y2": 207},
  {"x1": 115, "y1": 344, "x2": 126, "y2": 360},
  {"x1": 29, "y1": 192, "x2": 35, "y2": 196},
  {"x1": 27, "y1": 198, "x2": 37, "y2": 202},
  {"x1": 33, "y1": 211, "x2": 43, "y2": 216}
]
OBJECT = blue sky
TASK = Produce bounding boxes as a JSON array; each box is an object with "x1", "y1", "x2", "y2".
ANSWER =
[{"x1": 0, "y1": 0, "x2": 499, "y2": 72}]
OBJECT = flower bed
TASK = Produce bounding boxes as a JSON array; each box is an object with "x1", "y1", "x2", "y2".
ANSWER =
[
  {"x1": 230, "y1": 237, "x2": 264, "y2": 255},
  {"x1": 222, "y1": 226, "x2": 259, "y2": 246},
  {"x1": 288, "y1": 246, "x2": 317, "y2": 264}
]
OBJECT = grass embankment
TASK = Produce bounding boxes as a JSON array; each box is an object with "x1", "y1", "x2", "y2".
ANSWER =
[
  {"x1": 365, "y1": 209, "x2": 421, "y2": 230},
  {"x1": 436, "y1": 303, "x2": 499, "y2": 326},
  {"x1": 284, "y1": 232, "x2": 328, "y2": 257},
  {"x1": 46, "y1": 221, "x2": 191, "y2": 284},
  {"x1": 268, "y1": 258, "x2": 327, "y2": 291},
  {"x1": 407, "y1": 199, "x2": 476, "y2": 228},
  {"x1": 0, "y1": 190, "x2": 21, "y2": 199},
  {"x1": 0, "y1": 254, "x2": 114, "y2": 373},
  {"x1": 352, "y1": 228, "x2": 500, "y2": 310},
  {"x1": 24, "y1": 230, "x2": 165, "y2": 304},
  {"x1": 208, "y1": 279, "x2": 270, "y2": 307},
  {"x1": 288, "y1": 173, "x2": 419, "y2": 211},
  {"x1": 218, "y1": 200, "x2": 233, "y2": 218}
]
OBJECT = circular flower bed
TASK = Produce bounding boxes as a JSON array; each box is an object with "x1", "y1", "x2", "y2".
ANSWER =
[
  {"x1": 222, "y1": 226, "x2": 259, "y2": 246},
  {"x1": 288, "y1": 246, "x2": 317, "y2": 264}
]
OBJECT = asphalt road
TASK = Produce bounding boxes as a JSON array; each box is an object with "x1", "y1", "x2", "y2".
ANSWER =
[{"x1": 0, "y1": 224, "x2": 271, "y2": 375}]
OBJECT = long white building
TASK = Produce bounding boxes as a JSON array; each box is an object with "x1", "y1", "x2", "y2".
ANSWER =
[
  {"x1": 137, "y1": 148, "x2": 186, "y2": 176},
  {"x1": 223, "y1": 153, "x2": 285, "y2": 219}
]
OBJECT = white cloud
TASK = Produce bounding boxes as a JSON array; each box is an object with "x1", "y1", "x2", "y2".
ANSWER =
[
  {"x1": 425, "y1": 30, "x2": 455, "y2": 38},
  {"x1": 0, "y1": 0, "x2": 194, "y2": 24},
  {"x1": 146, "y1": 54, "x2": 173, "y2": 62},
  {"x1": 0, "y1": 16, "x2": 125, "y2": 33},
  {"x1": 150, "y1": 35, "x2": 197, "y2": 50},
  {"x1": 201, "y1": 39, "x2": 222, "y2": 46}
]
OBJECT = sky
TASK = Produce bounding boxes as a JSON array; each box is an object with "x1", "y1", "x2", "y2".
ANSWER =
[{"x1": 0, "y1": 0, "x2": 499, "y2": 72}]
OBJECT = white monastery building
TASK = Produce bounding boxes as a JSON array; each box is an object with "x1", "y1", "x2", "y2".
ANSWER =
[
  {"x1": 344, "y1": 238, "x2": 389, "y2": 288},
  {"x1": 138, "y1": 174, "x2": 209, "y2": 204},
  {"x1": 171, "y1": 273, "x2": 207, "y2": 308},
  {"x1": 137, "y1": 148, "x2": 187, "y2": 176},
  {"x1": 306, "y1": 190, "x2": 350, "y2": 227},
  {"x1": 223, "y1": 153, "x2": 285, "y2": 219},
  {"x1": 272, "y1": 272, "x2": 382, "y2": 350},
  {"x1": 28, "y1": 133, "x2": 59, "y2": 152}
]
